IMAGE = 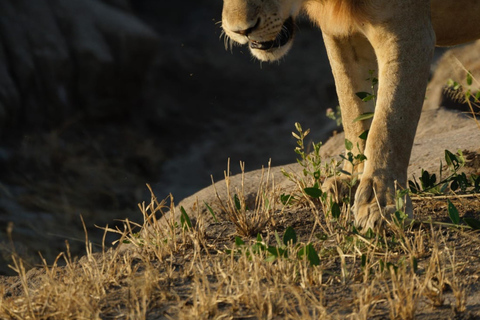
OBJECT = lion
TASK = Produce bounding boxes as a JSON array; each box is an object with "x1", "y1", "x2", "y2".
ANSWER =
[{"x1": 221, "y1": 0, "x2": 480, "y2": 231}]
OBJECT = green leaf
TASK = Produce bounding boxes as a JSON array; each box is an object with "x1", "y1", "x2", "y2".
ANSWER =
[
  {"x1": 304, "y1": 187, "x2": 323, "y2": 198},
  {"x1": 204, "y1": 201, "x2": 219, "y2": 223},
  {"x1": 447, "y1": 79, "x2": 461, "y2": 90},
  {"x1": 180, "y1": 206, "x2": 192, "y2": 230},
  {"x1": 412, "y1": 257, "x2": 418, "y2": 272},
  {"x1": 355, "y1": 153, "x2": 367, "y2": 162},
  {"x1": 292, "y1": 132, "x2": 301, "y2": 140},
  {"x1": 474, "y1": 175, "x2": 480, "y2": 193},
  {"x1": 339, "y1": 169, "x2": 352, "y2": 176},
  {"x1": 356, "y1": 92, "x2": 375, "y2": 102},
  {"x1": 306, "y1": 244, "x2": 320, "y2": 266},
  {"x1": 364, "y1": 228, "x2": 375, "y2": 239},
  {"x1": 445, "y1": 150, "x2": 464, "y2": 171},
  {"x1": 463, "y1": 218, "x2": 480, "y2": 230},
  {"x1": 455, "y1": 173, "x2": 470, "y2": 192},
  {"x1": 294, "y1": 122, "x2": 302, "y2": 133},
  {"x1": 420, "y1": 170, "x2": 436, "y2": 190},
  {"x1": 234, "y1": 194, "x2": 241, "y2": 211},
  {"x1": 358, "y1": 130, "x2": 369, "y2": 140},
  {"x1": 467, "y1": 71, "x2": 473, "y2": 86},
  {"x1": 298, "y1": 243, "x2": 320, "y2": 266},
  {"x1": 353, "y1": 112, "x2": 375, "y2": 123},
  {"x1": 280, "y1": 193, "x2": 294, "y2": 205},
  {"x1": 447, "y1": 200, "x2": 460, "y2": 225},
  {"x1": 267, "y1": 246, "x2": 283, "y2": 258},
  {"x1": 345, "y1": 139, "x2": 353, "y2": 151},
  {"x1": 355, "y1": 91, "x2": 371, "y2": 100},
  {"x1": 331, "y1": 202, "x2": 341, "y2": 219},
  {"x1": 235, "y1": 236, "x2": 245, "y2": 246},
  {"x1": 283, "y1": 226, "x2": 297, "y2": 246},
  {"x1": 265, "y1": 253, "x2": 277, "y2": 263},
  {"x1": 361, "y1": 254, "x2": 367, "y2": 268},
  {"x1": 394, "y1": 210, "x2": 408, "y2": 223},
  {"x1": 408, "y1": 179, "x2": 420, "y2": 194},
  {"x1": 451, "y1": 179, "x2": 459, "y2": 192},
  {"x1": 266, "y1": 251, "x2": 279, "y2": 262}
]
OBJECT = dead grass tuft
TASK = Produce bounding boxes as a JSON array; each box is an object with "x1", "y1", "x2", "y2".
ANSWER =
[{"x1": 212, "y1": 159, "x2": 277, "y2": 237}]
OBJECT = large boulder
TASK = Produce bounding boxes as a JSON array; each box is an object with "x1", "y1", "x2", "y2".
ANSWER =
[{"x1": 424, "y1": 40, "x2": 480, "y2": 112}]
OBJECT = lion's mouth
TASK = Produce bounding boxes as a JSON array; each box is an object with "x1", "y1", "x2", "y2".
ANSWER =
[{"x1": 249, "y1": 17, "x2": 294, "y2": 51}]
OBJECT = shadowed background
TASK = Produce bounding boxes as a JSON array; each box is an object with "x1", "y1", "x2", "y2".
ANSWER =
[{"x1": 0, "y1": 0, "x2": 338, "y2": 275}]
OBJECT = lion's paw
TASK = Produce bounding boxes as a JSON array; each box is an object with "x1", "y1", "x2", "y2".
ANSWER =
[
  {"x1": 354, "y1": 201, "x2": 397, "y2": 232},
  {"x1": 321, "y1": 175, "x2": 356, "y2": 206},
  {"x1": 352, "y1": 177, "x2": 409, "y2": 232}
]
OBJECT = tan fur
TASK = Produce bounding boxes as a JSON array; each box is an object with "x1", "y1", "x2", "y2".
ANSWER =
[
  {"x1": 303, "y1": 0, "x2": 372, "y2": 36},
  {"x1": 222, "y1": 0, "x2": 480, "y2": 231}
]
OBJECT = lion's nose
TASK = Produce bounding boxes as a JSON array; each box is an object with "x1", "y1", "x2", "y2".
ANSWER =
[{"x1": 232, "y1": 18, "x2": 260, "y2": 36}]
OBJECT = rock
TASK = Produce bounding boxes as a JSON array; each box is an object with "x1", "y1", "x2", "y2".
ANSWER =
[
  {"x1": 425, "y1": 40, "x2": 480, "y2": 112},
  {"x1": 0, "y1": 0, "x2": 159, "y2": 135}
]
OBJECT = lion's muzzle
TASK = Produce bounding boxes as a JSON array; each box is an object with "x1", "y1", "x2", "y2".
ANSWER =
[{"x1": 249, "y1": 17, "x2": 295, "y2": 51}]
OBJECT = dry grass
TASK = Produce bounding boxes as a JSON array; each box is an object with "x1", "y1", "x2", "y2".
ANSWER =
[
  {"x1": 1, "y1": 158, "x2": 479, "y2": 319},
  {"x1": 444, "y1": 60, "x2": 480, "y2": 130},
  {"x1": 212, "y1": 159, "x2": 277, "y2": 237}
]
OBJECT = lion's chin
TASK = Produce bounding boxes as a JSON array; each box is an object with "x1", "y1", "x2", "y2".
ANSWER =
[{"x1": 249, "y1": 41, "x2": 294, "y2": 61}]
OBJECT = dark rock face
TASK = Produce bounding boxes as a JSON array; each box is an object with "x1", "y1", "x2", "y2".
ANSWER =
[
  {"x1": 0, "y1": 0, "x2": 163, "y2": 276},
  {"x1": 0, "y1": 0, "x2": 158, "y2": 134}
]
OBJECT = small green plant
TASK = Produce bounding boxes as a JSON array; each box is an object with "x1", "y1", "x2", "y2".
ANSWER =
[
  {"x1": 340, "y1": 138, "x2": 367, "y2": 177},
  {"x1": 281, "y1": 122, "x2": 327, "y2": 205},
  {"x1": 328, "y1": 70, "x2": 377, "y2": 128},
  {"x1": 292, "y1": 122, "x2": 323, "y2": 184},
  {"x1": 446, "y1": 199, "x2": 480, "y2": 230},
  {"x1": 227, "y1": 227, "x2": 321, "y2": 266},
  {"x1": 406, "y1": 148, "x2": 480, "y2": 230},
  {"x1": 446, "y1": 71, "x2": 480, "y2": 130},
  {"x1": 326, "y1": 105, "x2": 342, "y2": 126},
  {"x1": 353, "y1": 69, "x2": 378, "y2": 124},
  {"x1": 409, "y1": 150, "x2": 480, "y2": 195},
  {"x1": 392, "y1": 187, "x2": 410, "y2": 227},
  {"x1": 180, "y1": 206, "x2": 192, "y2": 230}
]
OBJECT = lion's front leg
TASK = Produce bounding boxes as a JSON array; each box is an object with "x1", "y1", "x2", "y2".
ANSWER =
[
  {"x1": 321, "y1": 34, "x2": 377, "y2": 206},
  {"x1": 352, "y1": 2, "x2": 435, "y2": 231}
]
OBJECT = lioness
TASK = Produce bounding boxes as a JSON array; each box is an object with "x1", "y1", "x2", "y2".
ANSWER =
[{"x1": 221, "y1": 0, "x2": 480, "y2": 230}]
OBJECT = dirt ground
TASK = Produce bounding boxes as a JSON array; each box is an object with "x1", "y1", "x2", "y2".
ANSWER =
[
  {"x1": 1, "y1": 102, "x2": 480, "y2": 319},
  {"x1": 1, "y1": 177, "x2": 479, "y2": 319}
]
